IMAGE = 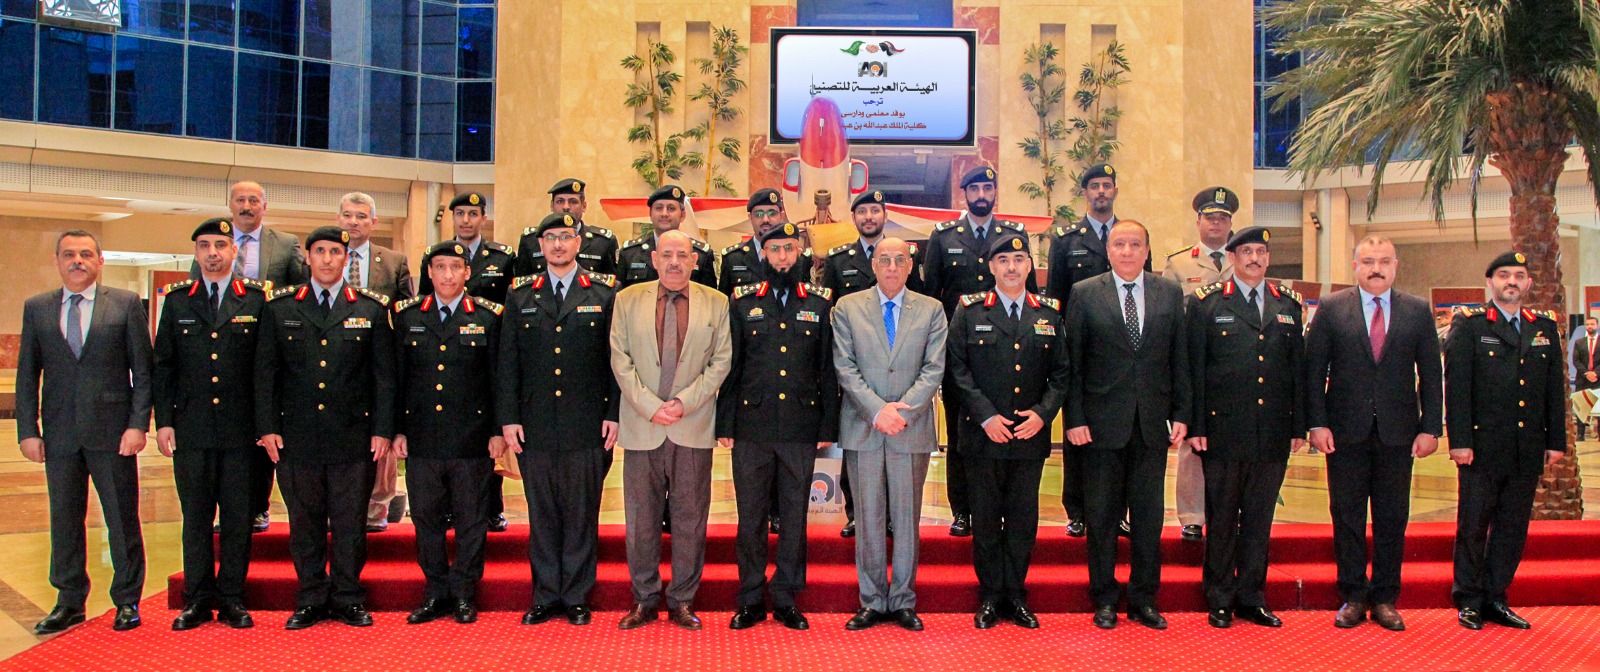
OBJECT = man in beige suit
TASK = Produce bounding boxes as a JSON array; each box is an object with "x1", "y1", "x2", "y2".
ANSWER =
[{"x1": 609, "y1": 231, "x2": 732, "y2": 631}]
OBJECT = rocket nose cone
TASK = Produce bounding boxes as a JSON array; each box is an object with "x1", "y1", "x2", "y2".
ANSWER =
[{"x1": 800, "y1": 96, "x2": 849, "y2": 168}]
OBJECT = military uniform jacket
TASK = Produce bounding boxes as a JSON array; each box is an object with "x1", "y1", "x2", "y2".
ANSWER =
[
  {"x1": 717, "y1": 240, "x2": 813, "y2": 295},
  {"x1": 1162, "y1": 243, "x2": 1233, "y2": 294},
  {"x1": 1186, "y1": 279, "x2": 1306, "y2": 462},
  {"x1": 716, "y1": 281, "x2": 840, "y2": 443},
  {"x1": 255, "y1": 284, "x2": 397, "y2": 464},
  {"x1": 418, "y1": 240, "x2": 515, "y2": 304},
  {"x1": 1444, "y1": 306, "x2": 1566, "y2": 476},
  {"x1": 153, "y1": 276, "x2": 271, "y2": 450},
  {"x1": 923, "y1": 216, "x2": 1033, "y2": 316},
  {"x1": 394, "y1": 294, "x2": 503, "y2": 460},
  {"x1": 1046, "y1": 217, "x2": 1151, "y2": 304},
  {"x1": 514, "y1": 222, "x2": 619, "y2": 277},
  {"x1": 946, "y1": 291, "x2": 1069, "y2": 460},
  {"x1": 820, "y1": 239, "x2": 926, "y2": 300},
  {"x1": 616, "y1": 234, "x2": 718, "y2": 289},
  {"x1": 495, "y1": 271, "x2": 620, "y2": 451}
]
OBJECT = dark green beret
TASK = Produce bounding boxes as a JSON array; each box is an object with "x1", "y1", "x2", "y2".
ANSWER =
[
  {"x1": 449, "y1": 192, "x2": 487, "y2": 212},
  {"x1": 534, "y1": 212, "x2": 578, "y2": 237},
  {"x1": 1194, "y1": 186, "x2": 1239, "y2": 215},
  {"x1": 548, "y1": 178, "x2": 586, "y2": 197},
  {"x1": 759, "y1": 222, "x2": 802, "y2": 245},
  {"x1": 1080, "y1": 163, "x2": 1117, "y2": 189},
  {"x1": 423, "y1": 241, "x2": 472, "y2": 268},
  {"x1": 747, "y1": 188, "x2": 783, "y2": 212},
  {"x1": 851, "y1": 190, "x2": 888, "y2": 211},
  {"x1": 306, "y1": 225, "x2": 350, "y2": 249},
  {"x1": 649, "y1": 184, "x2": 686, "y2": 208},
  {"x1": 1224, "y1": 226, "x2": 1272, "y2": 252},
  {"x1": 1485, "y1": 250, "x2": 1529, "y2": 277},
  {"x1": 986, "y1": 232, "x2": 1030, "y2": 258},
  {"x1": 960, "y1": 165, "x2": 997, "y2": 189},
  {"x1": 191, "y1": 217, "x2": 234, "y2": 241}
]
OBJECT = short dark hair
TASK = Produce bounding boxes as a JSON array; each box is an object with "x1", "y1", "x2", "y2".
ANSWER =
[{"x1": 56, "y1": 230, "x2": 102, "y2": 255}]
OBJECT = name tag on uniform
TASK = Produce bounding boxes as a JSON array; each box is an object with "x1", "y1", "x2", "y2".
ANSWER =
[
  {"x1": 947, "y1": 248, "x2": 965, "y2": 254},
  {"x1": 177, "y1": 318, "x2": 198, "y2": 325},
  {"x1": 1276, "y1": 314, "x2": 1296, "y2": 325},
  {"x1": 1480, "y1": 336, "x2": 1502, "y2": 345},
  {"x1": 732, "y1": 266, "x2": 748, "y2": 272},
  {"x1": 974, "y1": 324, "x2": 994, "y2": 332},
  {"x1": 459, "y1": 325, "x2": 486, "y2": 336},
  {"x1": 283, "y1": 320, "x2": 303, "y2": 328},
  {"x1": 1186, "y1": 277, "x2": 1202, "y2": 284},
  {"x1": 1069, "y1": 249, "x2": 1089, "y2": 256},
  {"x1": 1034, "y1": 324, "x2": 1057, "y2": 336},
  {"x1": 481, "y1": 271, "x2": 503, "y2": 277},
  {"x1": 842, "y1": 269, "x2": 859, "y2": 276},
  {"x1": 231, "y1": 315, "x2": 258, "y2": 324},
  {"x1": 579, "y1": 253, "x2": 601, "y2": 260},
  {"x1": 1214, "y1": 315, "x2": 1236, "y2": 324},
  {"x1": 630, "y1": 262, "x2": 647, "y2": 269},
  {"x1": 797, "y1": 310, "x2": 820, "y2": 323},
  {"x1": 576, "y1": 305, "x2": 602, "y2": 313},
  {"x1": 409, "y1": 326, "x2": 426, "y2": 333},
  {"x1": 344, "y1": 318, "x2": 372, "y2": 329},
  {"x1": 1532, "y1": 335, "x2": 1551, "y2": 347},
  {"x1": 520, "y1": 307, "x2": 537, "y2": 314}
]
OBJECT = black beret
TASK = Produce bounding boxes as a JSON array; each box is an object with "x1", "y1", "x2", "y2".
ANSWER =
[
  {"x1": 534, "y1": 212, "x2": 578, "y2": 237},
  {"x1": 547, "y1": 178, "x2": 586, "y2": 197},
  {"x1": 758, "y1": 222, "x2": 802, "y2": 245},
  {"x1": 987, "y1": 231, "x2": 1030, "y2": 258},
  {"x1": 960, "y1": 165, "x2": 998, "y2": 189},
  {"x1": 449, "y1": 192, "x2": 487, "y2": 211},
  {"x1": 191, "y1": 217, "x2": 234, "y2": 241},
  {"x1": 1079, "y1": 163, "x2": 1117, "y2": 189},
  {"x1": 1485, "y1": 250, "x2": 1529, "y2": 277},
  {"x1": 306, "y1": 225, "x2": 350, "y2": 249},
  {"x1": 851, "y1": 190, "x2": 888, "y2": 211},
  {"x1": 1194, "y1": 186, "x2": 1239, "y2": 215},
  {"x1": 1224, "y1": 226, "x2": 1272, "y2": 252},
  {"x1": 648, "y1": 184, "x2": 686, "y2": 208},
  {"x1": 423, "y1": 240, "x2": 472, "y2": 267},
  {"x1": 747, "y1": 188, "x2": 783, "y2": 211}
]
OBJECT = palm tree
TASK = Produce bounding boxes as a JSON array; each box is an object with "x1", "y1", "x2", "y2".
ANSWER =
[{"x1": 1264, "y1": 0, "x2": 1600, "y2": 519}]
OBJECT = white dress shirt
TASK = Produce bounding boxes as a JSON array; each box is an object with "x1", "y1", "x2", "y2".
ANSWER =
[{"x1": 1358, "y1": 287, "x2": 1392, "y2": 335}]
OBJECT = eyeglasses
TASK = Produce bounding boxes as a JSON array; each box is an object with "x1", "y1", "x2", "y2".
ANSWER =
[
  {"x1": 751, "y1": 208, "x2": 782, "y2": 218},
  {"x1": 873, "y1": 255, "x2": 912, "y2": 267},
  {"x1": 541, "y1": 233, "x2": 578, "y2": 243},
  {"x1": 764, "y1": 243, "x2": 798, "y2": 254}
]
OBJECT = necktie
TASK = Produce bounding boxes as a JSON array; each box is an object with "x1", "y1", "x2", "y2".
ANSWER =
[
  {"x1": 347, "y1": 250, "x2": 362, "y2": 288},
  {"x1": 320, "y1": 289, "x2": 333, "y2": 316},
  {"x1": 1589, "y1": 336, "x2": 1595, "y2": 370},
  {"x1": 210, "y1": 281, "x2": 222, "y2": 320},
  {"x1": 1512, "y1": 316, "x2": 1521, "y2": 334},
  {"x1": 66, "y1": 294, "x2": 84, "y2": 358},
  {"x1": 976, "y1": 226, "x2": 987, "y2": 243},
  {"x1": 884, "y1": 300, "x2": 897, "y2": 348},
  {"x1": 1009, "y1": 302, "x2": 1019, "y2": 323},
  {"x1": 441, "y1": 304, "x2": 452, "y2": 324},
  {"x1": 1210, "y1": 251, "x2": 1224, "y2": 272},
  {"x1": 1099, "y1": 225, "x2": 1108, "y2": 245},
  {"x1": 658, "y1": 291, "x2": 682, "y2": 399},
  {"x1": 1123, "y1": 283, "x2": 1141, "y2": 349},
  {"x1": 1247, "y1": 288, "x2": 1260, "y2": 322},
  {"x1": 1369, "y1": 297, "x2": 1387, "y2": 361},
  {"x1": 234, "y1": 236, "x2": 251, "y2": 278},
  {"x1": 554, "y1": 280, "x2": 565, "y2": 310},
  {"x1": 780, "y1": 291, "x2": 789, "y2": 308},
  {"x1": 865, "y1": 244, "x2": 874, "y2": 259}
]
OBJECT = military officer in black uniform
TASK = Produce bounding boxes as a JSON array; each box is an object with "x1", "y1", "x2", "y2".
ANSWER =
[
  {"x1": 947, "y1": 232, "x2": 1068, "y2": 630},
  {"x1": 1185, "y1": 226, "x2": 1304, "y2": 629},
  {"x1": 420, "y1": 192, "x2": 516, "y2": 304},
  {"x1": 499, "y1": 212, "x2": 621, "y2": 627},
  {"x1": 514, "y1": 178, "x2": 619, "y2": 277},
  {"x1": 617, "y1": 184, "x2": 717, "y2": 289},
  {"x1": 393, "y1": 241, "x2": 504, "y2": 626},
  {"x1": 719, "y1": 222, "x2": 839, "y2": 631},
  {"x1": 155, "y1": 218, "x2": 268, "y2": 631},
  {"x1": 1444, "y1": 251, "x2": 1567, "y2": 631},
  {"x1": 718, "y1": 188, "x2": 813, "y2": 295},
  {"x1": 256, "y1": 226, "x2": 396, "y2": 630},
  {"x1": 923, "y1": 166, "x2": 1032, "y2": 537}
]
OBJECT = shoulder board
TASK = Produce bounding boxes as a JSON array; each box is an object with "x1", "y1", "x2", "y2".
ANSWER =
[
  {"x1": 802, "y1": 248, "x2": 814, "y2": 259},
  {"x1": 485, "y1": 241, "x2": 512, "y2": 254},
  {"x1": 590, "y1": 226, "x2": 616, "y2": 239},
  {"x1": 620, "y1": 236, "x2": 647, "y2": 250},
  {"x1": 959, "y1": 292, "x2": 988, "y2": 307},
  {"x1": 239, "y1": 278, "x2": 271, "y2": 292},
  {"x1": 722, "y1": 243, "x2": 744, "y2": 256},
  {"x1": 998, "y1": 219, "x2": 1024, "y2": 232},
  {"x1": 357, "y1": 288, "x2": 391, "y2": 306},
  {"x1": 511, "y1": 275, "x2": 538, "y2": 290},
  {"x1": 828, "y1": 244, "x2": 852, "y2": 256},
  {"x1": 804, "y1": 283, "x2": 833, "y2": 301},
  {"x1": 691, "y1": 238, "x2": 711, "y2": 252},
  {"x1": 1193, "y1": 281, "x2": 1225, "y2": 301},
  {"x1": 934, "y1": 219, "x2": 960, "y2": 232},
  {"x1": 732, "y1": 283, "x2": 763, "y2": 300},
  {"x1": 269, "y1": 286, "x2": 300, "y2": 301},
  {"x1": 472, "y1": 297, "x2": 504, "y2": 316},
  {"x1": 584, "y1": 271, "x2": 616, "y2": 288},
  {"x1": 522, "y1": 226, "x2": 539, "y2": 236},
  {"x1": 1454, "y1": 306, "x2": 1487, "y2": 318},
  {"x1": 1038, "y1": 296, "x2": 1061, "y2": 311},
  {"x1": 908, "y1": 241, "x2": 918, "y2": 253},
  {"x1": 394, "y1": 296, "x2": 424, "y2": 313},
  {"x1": 1274, "y1": 283, "x2": 1303, "y2": 305},
  {"x1": 1533, "y1": 309, "x2": 1559, "y2": 322},
  {"x1": 1167, "y1": 245, "x2": 1196, "y2": 259},
  {"x1": 161, "y1": 279, "x2": 195, "y2": 294}
]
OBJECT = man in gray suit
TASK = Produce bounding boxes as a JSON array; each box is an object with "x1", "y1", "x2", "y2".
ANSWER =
[
  {"x1": 832, "y1": 237, "x2": 947, "y2": 632},
  {"x1": 18, "y1": 230, "x2": 153, "y2": 633}
]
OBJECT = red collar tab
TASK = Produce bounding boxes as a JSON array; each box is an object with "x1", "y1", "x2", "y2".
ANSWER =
[
  {"x1": 420, "y1": 295, "x2": 435, "y2": 312},
  {"x1": 578, "y1": 273, "x2": 592, "y2": 289},
  {"x1": 1521, "y1": 308, "x2": 1536, "y2": 322},
  {"x1": 1487, "y1": 308, "x2": 1498, "y2": 322},
  {"x1": 757, "y1": 282, "x2": 770, "y2": 297},
  {"x1": 232, "y1": 279, "x2": 247, "y2": 296},
  {"x1": 1191, "y1": 247, "x2": 1200, "y2": 258},
  {"x1": 532, "y1": 275, "x2": 546, "y2": 290},
  {"x1": 797, "y1": 283, "x2": 808, "y2": 299},
  {"x1": 463, "y1": 297, "x2": 477, "y2": 314},
  {"x1": 1224, "y1": 280, "x2": 1235, "y2": 296},
  {"x1": 1025, "y1": 293, "x2": 1041, "y2": 309},
  {"x1": 983, "y1": 292, "x2": 996, "y2": 307},
  {"x1": 187, "y1": 282, "x2": 201, "y2": 297},
  {"x1": 295, "y1": 286, "x2": 310, "y2": 301},
  {"x1": 344, "y1": 287, "x2": 358, "y2": 303},
  {"x1": 1268, "y1": 283, "x2": 1281, "y2": 298}
]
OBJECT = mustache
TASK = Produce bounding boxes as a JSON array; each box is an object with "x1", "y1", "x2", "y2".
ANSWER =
[{"x1": 1367, "y1": 272, "x2": 1386, "y2": 279}]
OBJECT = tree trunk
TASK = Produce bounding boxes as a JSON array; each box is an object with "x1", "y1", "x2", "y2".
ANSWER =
[{"x1": 1484, "y1": 81, "x2": 1582, "y2": 519}]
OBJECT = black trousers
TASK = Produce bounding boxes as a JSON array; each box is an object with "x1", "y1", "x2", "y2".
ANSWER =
[
  {"x1": 1083, "y1": 430, "x2": 1165, "y2": 608},
  {"x1": 1059, "y1": 445, "x2": 1087, "y2": 522},
  {"x1": 174, "y1": 447, "x2": 254, "y2": 607},
  {"x1": 733, "y1": 441, "x2": 817, "y2": 608},
  {"x1": 408, "y1": 457, "x2": 492, "y2": 602},
  {"x1": 521, "y1": 449, "x2": 608, "y2": 607},
  {"x1": 45, "y1": 450, "x2": 145, "y2": 608},
  {"x1": 1325, "y1": 433, "x2": 1413, "y2": 605},
  {"x1": 1452, "y1": 466, "x2": 1539, "y2": 609},
  {"x1": 248, "y1": 449, "x2": 275, "y2": 517},
  {"x1": 968, "y1": 456, "x2": 1045, "y2": 603},
  {"x1": 484, "y1": 473, "x2": 504, "y2": 519},
  {"x1": 1202, "y1": 458, "x2": 1287, "y2": 610},
  {"x1": 278, "y1": 460, "x2": 376, "y2": 608},
  {"x1": 942, "y1": 394, "x2": 970, "y2": 517}
]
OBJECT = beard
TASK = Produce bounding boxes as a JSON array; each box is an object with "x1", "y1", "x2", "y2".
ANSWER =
[
  {"x1": 762, "y1": 256, "x2": 801, "y2": 291},
  {"x1": 968, "y1": 199, "x2": 994, "y2": 217}
]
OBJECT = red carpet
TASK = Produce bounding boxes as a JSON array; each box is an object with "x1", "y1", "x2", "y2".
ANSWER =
[
  {"x1": 8, "y1": 599, "x2": 1600, "y2": 671},
  {"x1": 167, "y1": 520, "x2": 1600, "y2": 613}
]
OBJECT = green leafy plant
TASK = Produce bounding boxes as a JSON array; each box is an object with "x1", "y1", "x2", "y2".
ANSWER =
[
  {"x1": 684, "y1": 26, "x2": 748, "y2": 196},
  {"x1": 1062, "y1": 41, "x2": 1130, "y2": 212},
  {"x1": 1018, "y1": 43, "x2": 1070, "y2": 221},
  {"x1": 622, "y1": 40, "x2": 701, "y2": 188},
  {"x1": 1017, "y1": 41, "x2": 1130, "y2": 223}
]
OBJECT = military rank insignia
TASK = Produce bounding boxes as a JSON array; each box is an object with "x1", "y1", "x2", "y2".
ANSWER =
[
  {"x1": 797, "y1": 310, "x2": 820, "y2": 323},
  {"x1": 576, "y1": 305, "x2": 602, "y2": 313},
  {"x1": 1033, "y1": 320, "x2": 1056, "y2": 336},
  {"x1": 459, "y1": 325, "x2": 486, "y2": 336},
  {"x1": 344, "y1": 317, "x2": 372, "y2": 329},
  {"x1": 1277, "y1": 314, "x2": 1296, "y2": 325},
  {"x1": 231, "y1": 315, "x2": 258, "y2": 324},
  {"x1": 1532, "y1": 333, "x2": 1550, "y2": 347}
]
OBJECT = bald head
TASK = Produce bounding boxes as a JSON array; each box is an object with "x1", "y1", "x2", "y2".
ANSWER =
[
  {"x1": 872, "y1": 237, "x2": 914, "y2": 296},
  {"x1": 652, "y1": 230, "x2": 696, "y2": 291}
]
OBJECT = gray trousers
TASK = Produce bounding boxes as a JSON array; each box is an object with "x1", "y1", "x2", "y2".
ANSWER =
[
  {"x1": 623, "y1": 440, "x2": 713, "y2": 609},
  {"x1": 845, "y1": 449, "x2": 929, "y2": 612}
]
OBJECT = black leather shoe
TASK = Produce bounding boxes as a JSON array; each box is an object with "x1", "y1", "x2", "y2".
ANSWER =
[
  {"x1": 1009, "y1": 601, "x2": 1040, "y2": 629},
  {"x1": 1485, "y1": 602, "x2": 1531, "y2": 629},
  {"x1": 1181, "y1": 524, "x2": 1203, "y2": 541},
  {"x1": 1207, "y1": 608, "x2": 1232, "y2": 628},
  {"x1": 365, "y1": 521, "x2": 388, "y2": 533},
  {"x1": 840, "y1": 519, "x2": 856, "y2": 538},
  {"x1": 949, "y1": 514, "x2": 971, "y2": 537},
  {"x1": 1092, "y1": 605, "x2": 1117, "y2": 629},
  {"x1": 454, "y1": 599, "x2": 478, "y2": 624},
  {"x1": 522, "y1": 603, "x2": 563, "y2": 625},
  {"x1": 407, "y1": 598, "x2": 452, "y2": 624},
  {"x1": 1458, "y1": 607, "x2": 1484, "y2": 630},
  {"x1": 769, "y1": 516, "x2": 781, "y2": 535},
  {"x1": 974, "y1": 601, "x2": 999, "y2": 629},
  {"x1": 844, "y1": 608, "x2": 882, "y2": 631},
  {"x1": 729, "y1": 605, "x2": 766, "y2": 630},
  {"x1": 332, "y1": 604, "x2": 373, "y2": 627},
  {"x1": 252, "y1": 512, "x2": 270, "y2": 533},
  {"x1": 34, "y1": 606, "x2": 86, "y2": 634},
  {"x1": 774, "y1": 605, "x2": 809, "y2": 631},
  {"x1": 1117, "y1": 519, "x2": 1132, "y2": 537},
  {"x1": 1128, "y1": 605, "x2": 1168, "y2": 630},
  {"x1": 217, "y1": 604, "x2": 254, "y2": 629},
  {"x1": 112, "y1": 604, "x2": 141, "y2": 631},
  {"x1": 891, "y1": 608, "x2": 924, "y2": 631},
  {"x1": 1235, "y1": 606, "x2": 1282, "y2": 627},
  {"x1": 1065, "y1": 520, "x2": 1086, "y2": 537},
  {"x1": 565, "y1": 604, "x2": 591, "y2": 626},
  {"x1": 284, "y1": 606, "x2": 325, "y2": 630},
  {"x1": 488, "y1": 514, "x2": 508, "y2": 532},
  {"x1": 172, "y1": 604, "x2": 213, "y2": 631}
]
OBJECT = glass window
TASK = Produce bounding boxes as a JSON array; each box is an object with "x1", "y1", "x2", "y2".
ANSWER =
[
  {"x1": 236, "y1": 52, "x2": 298, "y2": 146},
  {"x1": 114, "y1": 35, "x2": 183, "y2": 134},
  {"x1": 122, "y1": 0, "x2": 185, "y2": 39},
  {"x1": 455, "y1": 80, "x2": 491, "y2": 162},
  {"x1": 797, "y1": 0, "x2": 951, "y2": 27},
  {"x1": 0, "y1": 20, "x2": 34, "y2": 121},
  {"x1": 371, "y1": 0, "x2": 415, "y2": 71},
  {"x1": 1261, "y1": 84, "x2": 1298, "y2": 169},
  {"x1": 189, "y1": 0, "x2": 236, "y2": 47},
  {"x1": 38, "y1": 27, "x2": 111, "y2": 128},
  {"x1": 418, "y1": 76, "x2": 452, "y2": 161},
  {"x1": 302, "y1": 0, "x2": 333, "y2": 61},
  {"x1": 456, "y1": 6, "x2": 492, "y2": 79},
  {"x1": 1, "y1": 0, "x2": 32, "y2": 19},
  {"x1": 420, "y1": 1, "x2": 454, "y2": 77},
  {"x1": 239, "y1": 0, "x2": 298, "y2": 55},
  {"x1": 186, "y1": 45, "x2": 234, "y2": 140},
  {"x1": 300, "y1": 61, "x2": 358, "y2": 153},
  {"x1": 305, "y1": 0, "x2": 416, "y2": 70},
  {"x1": 367, "y1": 70, "x2": 415, "y2": 157}
]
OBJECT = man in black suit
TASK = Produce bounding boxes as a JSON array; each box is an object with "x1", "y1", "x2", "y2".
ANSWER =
[
  {"x1": 514, "y1": 178, "x2": 619, "y2": 277},
  {"x1": 498, "y1": 212, "x2": 621, "y2": 627},
  {"x1": 1063, "y1": 220, "x2": 1189, "y2": 631},
  {"x1": 155, "y1": 218, "x2": 269, "y2": 631},
  {"x1": 1445, "y1": 252, "x2": 1567, "y2": 631},
  {"x1": 18, "y1": 230, "x2": 152, "y2": 633},
  {"x1": 1574, "y1": 316, "x2": 1599, "y2": 391},
  {"x1": 947, "y1": 232, "x2": 1068, "y2": 630},
  {"x1": 256, "y1": 226, "x2": 396, "y2": 631},
  {"x1": 1305, "y1": 235, "x2": 1443, "y2": 632}
]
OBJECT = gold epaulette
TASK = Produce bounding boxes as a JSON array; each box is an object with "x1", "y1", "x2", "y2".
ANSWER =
[
  {"x1": 585, "y1": 271, "x2": 616, "y2": 288},
  {"x1": 357, "y1": 288, "x2": 391, "y2": 306},
  {"x1": 511, "y1": 275, "x2": 538, "y2": 290},
  {"x1": 522, "y1": 226, "x2": 538, "y2": 236},
  {"x1": 1194, "y1": 281, "x2": 1225, "y2": 301},
  {"x1": 484, "y1": 241, "x2": 512, "y2": 254},
  {"x1": 1533, "y1": 309, "x2": 1560, "y2": 322},
  {"x1": 269, "y1": 286, "x2": 299, "y2": 301},
  {"x1": 722, "y1": 243, "x2": 746, "y2": 256},
  {"x1": 1275, "y1": 283, "x2": 1303, "y2": 305},
  {"x1": 473, "y1": 297, "x2": 504, "y2": 316},
  {"x1": 934, "y1": 219, "x2": 960, "y2": 232},
  {"x1": 805, "y1": 283, "x2": 833, "y2": 301},
  {"x1": 1038, "y1": 296, "x2": 1061, "y2": 311},
  {"x1": 588, "y1": 226, "x2": 616, "y2": 239},
  {"x1": 1454, "y1": 306, "x2": 1487, "y2": 318},
  {"x1": 998, "y1": 219, "x2": 1025, "y2": 232},
  {"x1": 828, "y1": 244, "x2": 853, "y2": 256},
  {"x1": 691, "y1": 238, "x2": 711, "y2": 252},
  {"x1": 394, "y1": 296, "x2": 425, "y2": 313},
  {"x1": 959, "y1": 292, "x2": 987, "y2": 307},
  {"x1": 241, "y1": 278, "x2": 272, "y2": 292},
  {"x1": 732, "y1": 283, "x2": 763, "y2": 300},
  {"x1": 1167, "y1": 245, "x2": 1196, "y2": 259},
  {"x1": 161, "y1": 279, "x2": 194, "y2": 293}
]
